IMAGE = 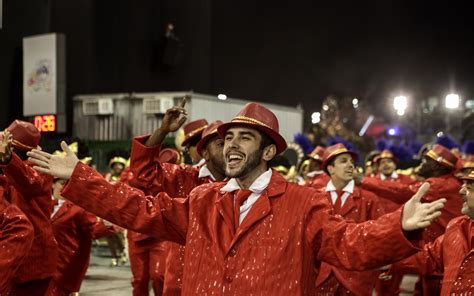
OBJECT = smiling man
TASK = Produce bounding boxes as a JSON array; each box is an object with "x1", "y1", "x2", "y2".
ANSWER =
[
  {"x1": 313, "y1": 143, "x2": 385, "y2": 295},
  {"x1": 28, "y1": 102, "x2": 447, "y2": 295}
]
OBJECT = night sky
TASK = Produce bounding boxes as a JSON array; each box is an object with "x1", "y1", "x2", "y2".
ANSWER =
[{"x1": 211, "y1": 1, "x2": 474, "y2": 114}]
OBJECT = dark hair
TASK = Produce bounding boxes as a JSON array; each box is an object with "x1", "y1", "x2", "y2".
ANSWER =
[
  {"x1": 186, "y1": 136, "x2": 201, "y2": 148},
  {"x1": 324, "y1": 158, "x2": 336, "y2": 174},
  {"x1": 259, "y1": 131, "x2": 275, "y2": 150}
]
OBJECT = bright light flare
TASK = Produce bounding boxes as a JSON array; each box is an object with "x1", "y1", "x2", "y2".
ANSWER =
[
  {"x1": 393, "y1": 96, "x2": 407, "y2": 116},
  {"x1": 311, "y1": 112, "x2": 321, "y2": 124},
  {"x1": 217, "y1": 94, "x2": 227, "y2": 100},
  {"x1": 445, "y1": 94, "x2": 460, "y2": 109}
]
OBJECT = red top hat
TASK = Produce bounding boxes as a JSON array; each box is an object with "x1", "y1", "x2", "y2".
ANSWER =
[
  {"x1": 217, "y1": 103, "x2": 287, "y2": 154},
  {"x1": 181, "y1": 119, "x2": 209, "y2": 147},
  {"x1": 461, "y1": 170, "x2": 474, "y2": 182},
  {"x1": 308, "y1": 146, "x2": 325, "y2": 161},
  {"x1": 321, "y1": 143, "x2": 358, "y2": 171},
  {"x1": 158, "y1": 148, "x2": 181, "y2": 164},
  {"x1": 374, "y1": 149, "x2": 397, "y2": 163},
  {"x1": 6, "y1": 120, "x2": 41, "y2": 152},
  {"x1": 196, "y1": 120, "x2": 224, "y2": 156},
  {"x1": 425, "y1": 144, "x2": 458, "y2": 169},
  {"x1": 462, "y1": 154, "x2": 474, "y2": 169}
]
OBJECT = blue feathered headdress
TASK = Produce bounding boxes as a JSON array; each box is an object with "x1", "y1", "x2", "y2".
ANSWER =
[
  {"x1": 293, "y1": 133, "x2": 314, "y2": 154},
  {"x1": 376, "y1": 139, "x2": 389, "y2": 152},
  {"x1": 463, "y1": 140, "x2": 474, "y2": 155},
  {"x1": 436, "y1": 135, "x2": 460, "y2": 149},
  {"x1": 388, "y1": 144, "x2": 413, "y2": 162}
]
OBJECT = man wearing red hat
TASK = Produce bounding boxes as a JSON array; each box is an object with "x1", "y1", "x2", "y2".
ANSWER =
[
  {"x1": 313, "y1": 143, "x2": 385, "y2": 295},
  {"x1": 0, "y1": 175, "x2": 34, "y2": 295},
  {"x1": 303, "y1": 146, "x2": 330, "y2": 190},
  {"x1": 397, "y1": 171, "x2": 474, "y2": 295},
  {"x1": 362, "y1": 144, "x2": 463, "y2": 295},
  {"x1": 364, "y1": 149, "x2": 416, "y2": 213},
  {"x1": 126, "y1": 102, "x2": 225, "y2": 295},
  {"x1": 29, "y1": 102, "x2": 447, "y2": 296},
  {"x1": 180, "y1": 118, "x2": 209, "y2": 166},
  {"x1": 0, "y1": 121, "x2": 58, "y2": 296}
]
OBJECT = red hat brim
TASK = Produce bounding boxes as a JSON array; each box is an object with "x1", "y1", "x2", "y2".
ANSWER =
[
  {"x1": 181, "y1": 130, "x2": 204, "y2": 147},
  {"x1": 196, "y1": 132, "x2": 220, "y2": 156},
  {"x1": 321, "y1": 151, "x2": 358, "y2": 171},
  {"x1": 217, "y1": 121, "x2": 287, "y2": 154}
]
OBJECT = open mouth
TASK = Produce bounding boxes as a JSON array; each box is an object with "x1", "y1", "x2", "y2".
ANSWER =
[{"x1": 227, "y1": 152, "x2": 244, "y2": 167}]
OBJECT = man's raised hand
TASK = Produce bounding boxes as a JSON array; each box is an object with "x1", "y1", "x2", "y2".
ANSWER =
[
  {"x1": 160, "y1": 97, "x2": 188, "y2": 133},
  {"x1": 401, "y1": 183, "x2": 446, "y2": 231},
  {"x1": 27, "y1": 141, "x2": 79, "y2": 180}
]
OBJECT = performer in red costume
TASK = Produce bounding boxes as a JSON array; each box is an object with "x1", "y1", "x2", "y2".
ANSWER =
[
  {"x1": 29, "y1": 102, "x2": 447, "y2": 296},
  {"x1": 0, "y1": 121, "x2": 58, "y2": 296}
]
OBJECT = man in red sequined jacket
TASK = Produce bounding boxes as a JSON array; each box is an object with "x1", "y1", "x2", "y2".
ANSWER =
[
  {"x1": 28, "y1": 103, "x2": 448, "y2": 296},
  {"x1": 129, "y1": 102, "x2": 226, "y2": 295}
]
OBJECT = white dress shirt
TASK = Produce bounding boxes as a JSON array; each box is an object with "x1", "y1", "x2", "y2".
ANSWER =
[
  {"x1": 325, "y1": 179, "x2": 355, "y2": 208},
  {"x1": 220, "y1": 169, "x2": 272, "y2": 225}
]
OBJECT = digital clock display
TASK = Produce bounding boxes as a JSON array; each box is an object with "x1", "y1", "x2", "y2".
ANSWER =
[{"x1": 34, "y1": 115, "x2": 56, "y2": 132}]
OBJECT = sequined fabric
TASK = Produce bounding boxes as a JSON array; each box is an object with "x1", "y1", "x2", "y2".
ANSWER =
[
  {"x1": 0, "y1": 192, "x2": 34, "y2": 294},
  {"x1": 411, "y1": 216, "x2": 474, "y2": 295},
  {"x1": 49, "y1": 200, "x2": 115, "y2": 292},
  {"x1": 364, "y1": 173, "x2": 417, "y2": 213},
  {"x1": 315, "y1": 186, "x2": 386, "y2": 295},
  {"x1": 305, "y1": 173, "x2": 330, "y2": 191},
  {"x1": 129, "y1": 136, "x2": 214, "y2": 295},
  {"x1": 362, "y1": 174, "x2": 463, "y2": 242},
  {"x1": 0, "y1": 153, "x2": 58, "y2": 283},
  {"x1": 62, "y1": 162, "x2": 423, "y2": 296}
]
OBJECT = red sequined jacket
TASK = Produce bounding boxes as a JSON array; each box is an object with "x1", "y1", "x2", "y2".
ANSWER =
[
  {"x1": 51, "y1": 200, "x2": 115, "y2": 291},
  {"x1": 0, "y1": 153, "x2": 58, "y2": 283},
  {"x1": 61, "y1": 162, "x2": 423, "y2": 296},
  {"x1": 0, "y1": 180, "x2": 34, "y2": 294}
]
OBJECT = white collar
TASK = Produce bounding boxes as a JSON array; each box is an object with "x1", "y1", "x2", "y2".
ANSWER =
[
  {"x1": 380, "y1": 171, "x2": 398, "y2": 180},
  {"x1": 306, "y1": 170, "x2": 325, "y2": 178},
  {"x1": 220, "y1": 169, "x2": 272, "y2": 193},
  {"x1": 198, "y1": 164, "x2": 216, "y2": 181},
  {"x1": 193, "y1": 158, "x2": 206, "y2": 168},
  {"x1": 325, "y1": 179, "x2": 355, "y2": 193}
]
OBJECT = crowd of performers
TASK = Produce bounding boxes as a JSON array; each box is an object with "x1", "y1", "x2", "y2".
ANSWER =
[{"x1": 0, "y1": 100, "x2": 473, "y2": 295}]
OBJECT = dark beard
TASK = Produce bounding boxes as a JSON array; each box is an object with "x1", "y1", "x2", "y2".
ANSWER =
[
  {"x1": 226, "y1": 148, "x2": 263, "y2": 178},
  {"x1": 209, "y1": 153, "x2": 226, "y2": 177}
]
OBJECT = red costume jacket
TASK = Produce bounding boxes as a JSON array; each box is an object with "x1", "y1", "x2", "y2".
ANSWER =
[
  {"x1": 0, "y1": 180, "x2": 34, "y2": 294},
  {"x1": 61, "y1": 162, "x2": 423, "y2": 295},
  {"x1": 315, "y1": 183, "x2": 386, "y2": 295},
  {"x1": 362, "y1": 174, "x2": 462, "y2": 242},
  {"x1": 304, "y1": 173, "x2": 330, "y2": 190},
  {"x1": 0, "y1": 154, "x2": 58, "y2": 283},
  {"x1": 51, "y1": 200, "x2": 114, "y2": 292},
  {"x1": 410, "y1": 216, "x2": 474, "y2": 295},
  {"x1": 364, "y1": 173, "x2": 417, "y2": 212},
  {"x1": 129, "y1": 136, "x2": 215, "y2": 295}
]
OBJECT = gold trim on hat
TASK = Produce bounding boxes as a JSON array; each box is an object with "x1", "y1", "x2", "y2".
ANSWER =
[
  {"x1": 11, "y1": 139, "x2": 36, "y2": 151},
  {"x1": 463, "y1": 161, "x2": 474, "y2": 169},
  {"x1": 426, "y1": 150, "x2": 455, "y2": 168},
  {"x1": 231, "y1": 116, "x2": 272, "y2": 130},
  {"x1": 325, "y1": 147, "x2": 350, "y2": 161},
  {"x1": 379, "y1": 151, "x2": 394, "y2": 159},
  {"x1": 184, "y1": 125, "x2": 207, "y2": 140}
]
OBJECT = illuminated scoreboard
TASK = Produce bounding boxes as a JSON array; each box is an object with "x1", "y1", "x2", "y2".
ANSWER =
[{"x1": 34, "y1": 115, "x2": 56, "y2": 132}]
